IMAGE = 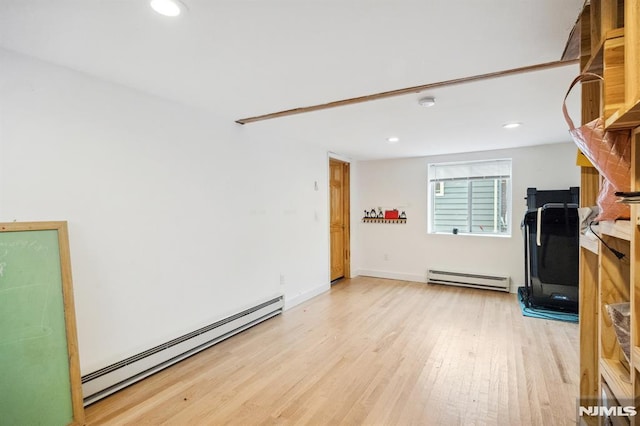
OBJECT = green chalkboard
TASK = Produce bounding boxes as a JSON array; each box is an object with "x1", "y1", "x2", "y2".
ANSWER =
[{"x1": 0, "y1": 222, "x2": 84, "y2": 425}]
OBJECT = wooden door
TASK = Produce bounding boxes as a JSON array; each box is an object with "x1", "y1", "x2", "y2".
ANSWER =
[{"x1": 330, "y1": 158, "x2": 350, "y2": 282}]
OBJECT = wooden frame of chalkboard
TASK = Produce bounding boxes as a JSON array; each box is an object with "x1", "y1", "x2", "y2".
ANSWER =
[{"x1": 0, "y1": 221, "x2": 84, "y2": 425}]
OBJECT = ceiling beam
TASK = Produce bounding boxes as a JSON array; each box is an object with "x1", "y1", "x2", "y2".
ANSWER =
[{"x1": 235, "y1": 58, "x2": 579, "y2": 125}]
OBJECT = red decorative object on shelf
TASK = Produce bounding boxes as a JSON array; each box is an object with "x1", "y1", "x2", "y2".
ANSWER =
[{"x1": 384, "y1": 209, "x2": 399, "y2": 219}]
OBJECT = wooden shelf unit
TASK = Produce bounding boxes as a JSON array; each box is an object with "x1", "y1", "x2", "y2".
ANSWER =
[
  {"x1": 599, "y1": 233, "x2": 631, "y2": 405},
  {"x1": 633, "y1": 346, "x2": 640, "y2": 373},
  {"x1": 576, "y1": 1, "x2": 640, "y2": 422},
  {"x1": 580, "y1": 220, "x2": 632, "y2": 255},
  {"x1": 600, "y1": 220, "x2": 633, "y2": 240},
  {"x1": 600, "y1": 358, "x2": 633, "y2": 400}
]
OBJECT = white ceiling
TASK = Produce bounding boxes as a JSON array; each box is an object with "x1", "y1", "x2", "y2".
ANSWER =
[{"x1": 0, "y1": 0, "x2": 585, "y2": 160}]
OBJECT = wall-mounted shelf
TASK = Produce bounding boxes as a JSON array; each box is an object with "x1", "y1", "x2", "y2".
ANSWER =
[{"x1": 362, "y1": 218, "x2": 406, "y2": 224}]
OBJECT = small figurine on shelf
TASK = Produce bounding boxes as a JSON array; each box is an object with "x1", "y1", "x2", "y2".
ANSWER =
[
  {"x1": 399, "y1": 211, "x2": 407, "y2": 219},
  {"x1": 370, "y1": 208, "x2": 377, "y2": 218},
  {"x1": 364, "y1": 210, "x2": 369, "y2": 218},
  {"x1": 377, "y1": 209, "x2": 383, "y2": 218}
]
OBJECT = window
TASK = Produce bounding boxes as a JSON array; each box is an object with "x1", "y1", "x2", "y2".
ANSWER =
[{"x1": 428, "y1": 159, "x2": 511, "y2": 236}]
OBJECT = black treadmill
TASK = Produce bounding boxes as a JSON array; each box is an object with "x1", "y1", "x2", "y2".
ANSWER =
[{"x1": 522, "y1": 187, "x2": 580, "y2": 313}]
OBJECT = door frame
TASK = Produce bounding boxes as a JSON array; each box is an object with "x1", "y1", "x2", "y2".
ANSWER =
[{"x1": 328, "y1": 154, "x2": 351, "y2": 281}]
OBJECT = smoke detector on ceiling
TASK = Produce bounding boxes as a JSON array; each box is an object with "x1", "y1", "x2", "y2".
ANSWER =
[{"x1": 418, "y1": 96, "x2": 436, "y2": 107}]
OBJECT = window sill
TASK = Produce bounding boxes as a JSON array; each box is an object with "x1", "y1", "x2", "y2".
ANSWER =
[{"x1": 428, "y1": 232, "x2": 511, "y2": 238}]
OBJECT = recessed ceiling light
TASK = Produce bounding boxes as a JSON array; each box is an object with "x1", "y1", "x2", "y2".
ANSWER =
[
  {"x1": 502, "y1": 122, "x2": 522, "y2": 129},
  {"x1": 150, "y1": 0, "x2": 184, "y2": 17},
  {"x1": 387, "y1": 137, "x2": 400, "y2": 144},
  {"x1": 418, "y1": 96, "x2": 436, "y2": 107}
]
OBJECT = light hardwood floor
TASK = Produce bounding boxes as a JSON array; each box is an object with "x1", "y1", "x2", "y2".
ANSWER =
[{"x1": 85, "y1": 277, "x2": 579, "y2": 425}]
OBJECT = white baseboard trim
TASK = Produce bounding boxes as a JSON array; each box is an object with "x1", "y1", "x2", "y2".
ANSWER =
[
  {"x1": 355, "y1": 269, "x2": 426, "y2": 283},
  {"x1": 284, "y1": 283, "x2": 331, "y2": 310}
]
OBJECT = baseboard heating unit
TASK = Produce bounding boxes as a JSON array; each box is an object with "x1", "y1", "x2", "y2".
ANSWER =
[
  {"x1": 427, "y1": 269, "x2": 510, "y2": 292},
  {"x1": 82, "y1": 295, "x2": 284, "y2": 405}
]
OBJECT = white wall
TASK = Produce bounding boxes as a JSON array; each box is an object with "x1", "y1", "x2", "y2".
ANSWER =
[
  {"x1": 0, "y1": 48, "x2": 330, "y2": 373},
  {"x1": 353, "y1": 143, "x2": 580, "y2": 291},
  {"x1": 0, "y1": 46, "x2": 581, "y2": 375}
]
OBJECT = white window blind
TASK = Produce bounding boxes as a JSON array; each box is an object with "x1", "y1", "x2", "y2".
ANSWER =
[{"x1": 429, "y1": 159, "x2": 512, "y2": 182}]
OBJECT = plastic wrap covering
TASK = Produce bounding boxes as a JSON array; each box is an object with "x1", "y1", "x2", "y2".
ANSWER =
[
  {"x1": 563, "y1": 74, "x2": 631, "y2": 220},
  {"x1": 605, "y1": 302, "x2": 630, "y2": 364}
]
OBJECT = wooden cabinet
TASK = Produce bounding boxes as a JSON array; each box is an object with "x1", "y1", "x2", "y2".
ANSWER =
[{"x1": 576, "y1": 1, "x2": 640, "y2": 424}]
